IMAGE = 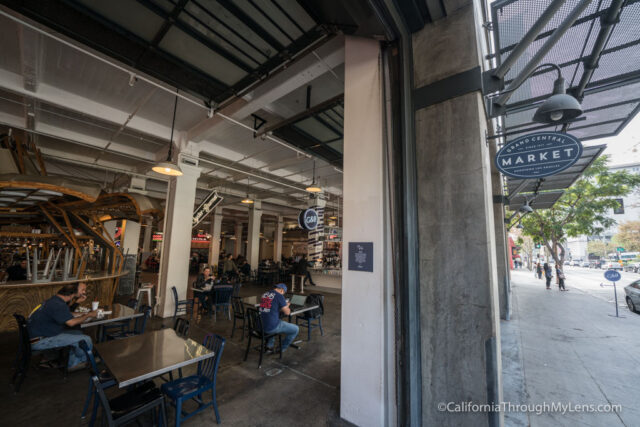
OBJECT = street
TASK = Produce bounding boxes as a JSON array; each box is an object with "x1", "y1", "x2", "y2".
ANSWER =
[
  {"x1": 502, "y1": 269, "x2": 640, "y2": 427},
  {"x1": 519, "y1": 264, "x2": 639, "y2": 312}
]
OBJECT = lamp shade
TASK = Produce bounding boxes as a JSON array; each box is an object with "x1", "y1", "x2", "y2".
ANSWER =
[
  {"x1": 152, "y1": 161, "x2": 183, "y2": 176},
  {"x1": 533, "y1": 77, "x2": 582, "y2": 124},
  {"x1": 305, "y1": 183, "x2": 322, "y2": 193},
  {"x1": 241, "y1": 196, "x2": 254, "y2": 204}
]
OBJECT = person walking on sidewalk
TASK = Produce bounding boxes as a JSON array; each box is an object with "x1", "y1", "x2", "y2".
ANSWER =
[
  {"x1": 555, "y1": 264, "x2": 566, "y2": 291},
  {"x1": 543, "y1": 262, "x2": 553, "y2": 289},
  {"x1": 536, "y1": 262, "x2": 543, "y2": 280}
]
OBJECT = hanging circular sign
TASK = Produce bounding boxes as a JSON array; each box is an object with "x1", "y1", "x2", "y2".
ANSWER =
[
  {"x1": 298, "y1": 208, "x2": 319, "y2": 231},
  {"x1": 495, "y1": 132, "x2": 583, "y2": 179}
]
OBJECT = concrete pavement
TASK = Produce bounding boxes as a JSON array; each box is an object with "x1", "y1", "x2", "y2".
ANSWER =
[{"x1": 502, "y1": 269, "x2": 640, "y2": 426}]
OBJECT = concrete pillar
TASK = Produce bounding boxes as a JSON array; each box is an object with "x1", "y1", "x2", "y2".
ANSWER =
[
  {"x1": 490, "y1": 139, "x2": 511, "y2": 320},
  {"x1": 412, "y1": 3, "x2": 503, "y2": 426},
  {"x1": 246, "y1": 202, "x2": 262, "y2": 268},
  {"x1": 142, "y1": 218, "x2": 153, "y2": 253},
  {"x1": 274, "y1": 216, "x2": 284, "y2": 263},
  {"x1": 233, "y1": 223, "x2": 243, "y2": 258},
  {"x1": 208, "y1": 209, "x2": 223, "y2": 269},
  {"x1": 103, "y1": 220, "x2": 117, "y2": 242},
  {"x1": 120, "y1": 220, "x2": 141, "y2": 257},
  {"x1": 157, "y1": 163, "x2": 201, "y2": 318},
  {"x1": 341, "y1": 36, "x2": 395, "y2": 427}
]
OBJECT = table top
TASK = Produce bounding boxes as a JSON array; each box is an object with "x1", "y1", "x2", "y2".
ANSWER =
[
  {"x1": 94, "y1": 328, "x2": 214, "y2": 388},
  {"x1": 241, "y1": 295, "x2": 318, "y2": 315},
  {"x1": 79, "y1": 303, "x2": 143, "y2": 328}
]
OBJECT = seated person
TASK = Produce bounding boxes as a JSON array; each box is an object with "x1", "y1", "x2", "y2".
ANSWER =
[
  {"x1": 28, "y1": 282, "x2": 98, "y2": 370},
  {"x1": 195, "y1": 266, "x2": 215, "y2": 289},
  {"x1": 7, "y1": 259, "x2": 28, "y2": 281},
  {"x1": 259, "y1": 283, "x2": 299, "y2": 352}
]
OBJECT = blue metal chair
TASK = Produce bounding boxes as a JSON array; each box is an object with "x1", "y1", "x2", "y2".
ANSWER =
[
  {"x1": 213, "y1": 287, "x2": 233, "y2": 321},
  {"x1": 11, "y1": 313, "x2": 71, "y2": 393},
  {"x1": 244, "y1": 308, "x2": 282, "y2": 368},
  {"x1": 91, "y1": 376, "x2": 167, "y2": 426},
  {"x1": 161, "y1": 334, "x2": 226, "y2": 426},
  {"x1": 295, "y1": 294, "x2": 325, "y2": 341},
  {"x1": 230, "y1": 297, "x2": 246, "y2": 340},
  {"x1": 99, "y1": 298, "x2": 139, "y2": 342},
  {"x1": 79, "y1": 340, "x2": 116, "y2": 426},
  {"x1": 172, "y1": 286, "x2": 194, "y2": 320},
  {"x1": 105, "y1": 306, "x2": 151, "y2": 340}
]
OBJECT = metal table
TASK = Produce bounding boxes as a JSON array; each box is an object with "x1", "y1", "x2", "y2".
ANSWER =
[
  {"x1": 80, "y1": 303, "x2": 143, "y2": 329},
  {"x1": 94, "y1": 328, "x2": 215, "y2": 388}
]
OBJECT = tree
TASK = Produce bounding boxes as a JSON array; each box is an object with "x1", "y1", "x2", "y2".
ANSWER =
[
  {"x1": 519, "y1": 156, "x2": 640, "y2": 265},
  {"x1": 586, "y1": 239, "x2": 616, "y2": 259},
  {"x1": 516, "y1": 235, "x2": 535, "y2": 270},
  {"x1": 614, "y1": 221, "x2": 640, "y2": 252}
]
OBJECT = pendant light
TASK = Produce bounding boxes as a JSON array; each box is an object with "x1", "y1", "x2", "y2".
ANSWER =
[
  {"x1": 241, "y1": 177, "x2": 254, "y2": 204},
  {"x1": 306, "y1": 160, "x2": 322, "y2": 193},
  {"x1": 152, "y1": 91, "x2": 183, "y2": 176}
]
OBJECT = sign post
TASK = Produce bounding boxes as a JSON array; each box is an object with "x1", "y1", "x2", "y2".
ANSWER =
[{"x1": 602, "y1": 270, "x2": 624, "y2": 318}]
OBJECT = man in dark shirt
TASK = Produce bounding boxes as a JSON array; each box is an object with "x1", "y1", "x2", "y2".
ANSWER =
[
  {"x1": 7, "y1": 259, "x2": 28, "y2": 281},
  {"x1": 28, "y1": 283, "x2": 98, "y2": 369},
  {"x1": 259, "y1": 283, "x2": 299, "y2": 352}
]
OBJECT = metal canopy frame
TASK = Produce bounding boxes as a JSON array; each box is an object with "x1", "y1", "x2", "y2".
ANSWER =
[
  {"x1": 506, "y1": 144, "x2": 606, "y2": 210},
  {"x1": 1, "y1": 0, "x2": 335, "y2": 104},
  {"x1": 489, "y1": 0, "x2": 640, "y2": 142}
]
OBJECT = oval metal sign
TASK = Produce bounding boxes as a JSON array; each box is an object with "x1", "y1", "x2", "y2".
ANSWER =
[
  {"x1": 604, "y1": 270, "x2": 621, "y2": 282},
  {"x1": 495, "y1": 132, "x2": 583, "y2": 179},
  {"x1": 298, "y1": 208, "x2": 319, "y2": 231}
]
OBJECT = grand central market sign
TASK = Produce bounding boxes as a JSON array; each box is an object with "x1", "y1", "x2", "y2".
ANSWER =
[{"x1": 495, "y1": 132, "x2": 583, "y2": 179}]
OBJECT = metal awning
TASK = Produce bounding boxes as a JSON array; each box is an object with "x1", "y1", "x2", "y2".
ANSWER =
[
  {"x1": 506, "y1": 144, "x2": 606, "y2": 210},
  {"x1": 491, "y1": 0, "x2": 640, "y2": 141}
]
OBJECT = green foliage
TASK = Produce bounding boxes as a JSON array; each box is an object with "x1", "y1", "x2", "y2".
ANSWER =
[
  {"x1": 519, "y1": 156, "x2": 640, "y2": 263},
  {"x1": 614, "y1": 221, "x2": 640, "y2": 252}
]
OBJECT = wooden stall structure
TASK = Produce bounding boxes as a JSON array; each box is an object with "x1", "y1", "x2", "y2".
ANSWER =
[{"x1": 0, "y1": 132, "x2": 162, "y2": 331}]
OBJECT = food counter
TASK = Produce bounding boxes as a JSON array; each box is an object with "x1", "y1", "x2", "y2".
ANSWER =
[{"x1": 0, "y1": 271, "x2": 126, "y2": 332}]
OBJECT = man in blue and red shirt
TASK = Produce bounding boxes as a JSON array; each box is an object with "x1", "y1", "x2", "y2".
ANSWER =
[{"x1": 259, "y1": 283, "x2": 299, "y2": 352}]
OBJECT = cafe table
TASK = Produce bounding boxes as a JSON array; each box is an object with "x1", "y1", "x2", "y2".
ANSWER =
[
  {"x1": 79, "y1": 303, "x2": 143, "y2": 329},
  {"x1": 94, "y1": 328, "x2": 215, "y2": 388}
]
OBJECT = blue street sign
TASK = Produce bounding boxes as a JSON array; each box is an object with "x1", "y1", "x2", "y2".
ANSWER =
[
  {"x1": 495, "y1": 132, "x2": 583, "y2": 179},
  {"x1": 604, "y1": 270, "x2": 621, "y2": 282}
]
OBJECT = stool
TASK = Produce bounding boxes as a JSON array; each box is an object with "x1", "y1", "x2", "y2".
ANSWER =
[
  {"x1": 136, "y1": 284, "x2": 154, "y2": 308},
  {"x1": 290, "y1": 275, "x2": 305, "y2": 294}
]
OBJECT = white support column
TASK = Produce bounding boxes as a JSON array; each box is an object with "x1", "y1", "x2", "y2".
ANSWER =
[
  {"x1": 233, "y1": 223, "x2": 243, "y2": 258},
  {"x1": 157, "y1": 163, "x2": 201, "y2": 318},
  {"x1": 341, "y1": 36, "x2": 394, "y2": 427},
  {"x1": 103, "y1": 220, "x2": 117, "y2": 242},
  {"x1": 274, "y1": 216, "x2": 284, "y2": 263},
  {"x1": 246, "y1": 202, "x2": 262, "y2": 268},
  {"x1": 142, "y1": 218, "x2": 153, "y2": 253},
  {"x1": 208, "y1": 209, "x2": 223, "y2": 269},
  {"x1": 120, "y1": 220, "x2": 141, "y2": 257}
]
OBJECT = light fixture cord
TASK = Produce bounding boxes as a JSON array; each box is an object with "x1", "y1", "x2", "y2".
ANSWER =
[{"x1": 167, "y1": 90, "x2": 179, "y2": 161}]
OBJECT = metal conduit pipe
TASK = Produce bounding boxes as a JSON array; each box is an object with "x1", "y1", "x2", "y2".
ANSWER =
[
  {"x1": 0, "y1": 10, "x2": 325, "y2": 165},
  {"x1": 493, "y1": 0, "x2": 568, "y2": 79},
  {"x1": 574, "y1": 0, "x2": 626, "y2": 98},
  {"x1": 495, "y1": 0, "x2": 594, "y2": 107}
]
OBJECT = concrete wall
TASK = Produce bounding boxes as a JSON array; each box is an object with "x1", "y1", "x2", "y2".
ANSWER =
[
  {"x1": 413, "y1": 3, "x2": 503, "y2": 426},
  {"x1": 340, "y1": 36, "x2": 394, "y2": 426}
]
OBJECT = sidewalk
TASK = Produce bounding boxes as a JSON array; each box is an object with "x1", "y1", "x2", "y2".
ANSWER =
[{"x1": 501, "y1": 270, "x2": 640, "y2": 426}]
